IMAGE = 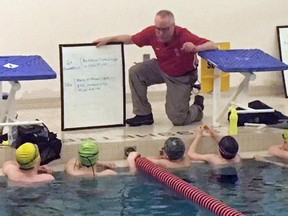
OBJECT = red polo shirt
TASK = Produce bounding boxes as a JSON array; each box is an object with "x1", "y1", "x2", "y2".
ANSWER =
[{"x1": 131, "y1": 26, "x2": 210, "y2": 77}]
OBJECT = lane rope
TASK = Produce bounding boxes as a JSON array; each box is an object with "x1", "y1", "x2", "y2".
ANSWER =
[{"x1": 135, "y1": 156, "x2": 245, "y2": 216}]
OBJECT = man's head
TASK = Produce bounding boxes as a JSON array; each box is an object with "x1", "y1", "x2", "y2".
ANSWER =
[
  {"x1": 163, "y1": 137, "x2": 185, "y2": 160},
  {"x1": 218, "y1": 136, "x2": 239, "y2": 160},
  {"x1": 16, "y1": 142, "x2": 40, "y2": 170},
  {"x1": 78, "y1": 141, "x2": 99, "y2": 167},
  {"x1": 154, "y1": 10, "x2": 175, "y2": 43}
]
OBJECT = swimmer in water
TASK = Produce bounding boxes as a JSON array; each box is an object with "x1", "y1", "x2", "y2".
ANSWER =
[
  {"x1": 268, "y1": 130, "x2": 288, "y2": 159},
  {"x1": 65, "y1": 140, "x2": 139, "y2": 177},
  {"x1": 187, "y1": 125, "x2": 241, "y2": 167},
  {"x1": 254, "y1": 130, "x2": 288, "y2": 168},
  {"x1": 146, "y1": 137, "x2": 191, "y2": 169},
  {"x1": 2, "y1": 142, "x2": 54, "y2": 184}
]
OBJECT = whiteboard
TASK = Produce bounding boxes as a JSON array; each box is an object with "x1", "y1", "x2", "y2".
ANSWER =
[
  {"x1": 277, "y1": 26, "x2": 288, "y2": 98},
  {"x1": 59, "y1": 43, "x2": 126, "y2": 130}
]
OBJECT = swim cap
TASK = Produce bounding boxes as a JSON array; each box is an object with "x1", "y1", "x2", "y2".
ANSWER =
[
  {"x1": 16, "y1": 142, "x2": 40, "y2": 170},
  {"x1": 78, "y1": 141, "x2": 99, "y2": 167},
  {"x1": 218, "y1": 136, "x2": 239, "y2": 160},
  {"x1": 283, "y1": 130, "x2": 288, "y2": 140},
  {"x1": 164, "y1": 137, "x2": 185, "y2": 160}
]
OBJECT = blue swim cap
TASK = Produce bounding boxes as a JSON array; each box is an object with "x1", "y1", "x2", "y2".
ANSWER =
[
  {"x1": 164, "y1": 137, "x2": 185, "y2": 160},
  {"x1": 218, "y1": 136, "x2": 239, "y2": 160}
]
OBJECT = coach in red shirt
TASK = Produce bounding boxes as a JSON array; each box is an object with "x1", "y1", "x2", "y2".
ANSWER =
[{"x1": 94, "y1": 10, "x2": 218, "y2": 126}]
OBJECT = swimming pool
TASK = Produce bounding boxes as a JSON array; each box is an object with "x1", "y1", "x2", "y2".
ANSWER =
[
  {"x1": 173, "y1": 159, "x2": 288, "y2": 216},
  {"x1": 0, "y1": 159, "x2": 287, "y2": 215},
  {"x1": 0, "y1": 172, "x2": 213, "y2": 215}
]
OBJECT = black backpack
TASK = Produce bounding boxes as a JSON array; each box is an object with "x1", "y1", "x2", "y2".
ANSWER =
[
  {"x1": 228, "y1": 100, "x2": 288, "y2": 127},
  {"x1": 15, "y1": 122, "x2": 62, "y2": 165}
]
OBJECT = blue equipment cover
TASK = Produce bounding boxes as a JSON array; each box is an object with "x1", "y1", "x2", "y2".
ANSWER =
[
  {"x1": 0, "y1": 55, "x2": 57, "y2": 81},
  {"x1": 198, "y1": 49, "x2": 288, "y2": 72}
]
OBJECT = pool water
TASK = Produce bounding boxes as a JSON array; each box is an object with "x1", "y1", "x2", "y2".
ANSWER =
[
  {"x1": 0, "y1": 159, "x2": 287, "y2": 216},
  {"x1": 0, "y1": 172, "x2": 213, "y2": 216},
  {"x1": 173, "y1": 159, "x2": 288, "y2": 216}
]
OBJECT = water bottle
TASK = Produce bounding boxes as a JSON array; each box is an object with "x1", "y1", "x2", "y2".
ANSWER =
[{"x1": 229, "y1": 107, "x2": 238, "y2": 135}]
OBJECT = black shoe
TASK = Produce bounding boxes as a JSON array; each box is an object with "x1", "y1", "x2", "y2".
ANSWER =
[
  {"x1": 193, "y1": 95, "x2": 204, "y2": 110},
  {"x1": 126, "y1": 113, "x2": 154, "y2": 126}
]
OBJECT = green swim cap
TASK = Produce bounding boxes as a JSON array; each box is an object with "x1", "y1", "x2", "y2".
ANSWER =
[
  {"x1": 78, "y1": 141, "x2": 99, "y2": 167},
  {"x1": 164, "y1": 137, "x2": 185, "y2": 160}
]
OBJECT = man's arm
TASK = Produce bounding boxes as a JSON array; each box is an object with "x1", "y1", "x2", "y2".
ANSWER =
[
  {"x1": 127, "y1": 151, "x2": 141, "y2": 175},
  {"x1": 93, "y1": 35, "x2": 134, "y2": 46},
  {"x1": 35, "y1": 173, "x2": 55, "y2": 182},
  {"x1": 204, "y1": 125, "x2": 222, "y2": 142},
  {"x1": 269, "y1": 145, "x2": 288, "y2": 159},
  {"x1": 146, "y1": 157, "x2": 169, "y2": 169},
  {"x1": 96, "y1": 161, "x2": 117, "y2": 169},
  {"x1": 195, "y1": 41, "x2": 219, "y2": 52},
  {"x1": 254, "y1": 154, "x2": 288, "y2": 168},
  {"x1": 181, "y1": 41, "x2": 219, "y2": 53},
  {"x1": 38, "y1": 165, "x2": 53, "y2": 174},
  {"x1": 187, "y1": 126, "x2": 215, "y2": 163},
  {"x1": 2, "y1": 160, "x2": 18, "y2": 177},
  {"x1": 187, "y1": 128, "x2": 207, "y2": 162}
]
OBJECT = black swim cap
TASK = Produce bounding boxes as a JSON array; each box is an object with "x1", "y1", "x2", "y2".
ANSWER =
[
  {"x1": 218, "y1": 136, "x2": 239, "y2": 160},
  {"x1": 164, "y1": 137, "x2": 185, "y2": 160}
]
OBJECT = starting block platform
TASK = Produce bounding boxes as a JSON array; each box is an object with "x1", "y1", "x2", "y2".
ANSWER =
[
  {"x1": 198, "y1": 49, "x2": 288, "y2": 126},
  {"x1": 0, "y1": 55, "x2": 57, "y2": 144}
]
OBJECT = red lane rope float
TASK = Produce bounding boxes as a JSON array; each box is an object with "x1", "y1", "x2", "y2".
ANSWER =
[{"x1": 135, "y1": 156, "x2": 245, "y2": 216}]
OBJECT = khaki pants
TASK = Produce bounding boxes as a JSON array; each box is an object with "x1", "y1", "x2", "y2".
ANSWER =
[{"x1": 128, "y1": 59, "x2": 203, "y2": 126}]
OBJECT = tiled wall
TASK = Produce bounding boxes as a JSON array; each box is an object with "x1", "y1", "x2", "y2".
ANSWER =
[{"x1": 0, "y1": 125, "x2": 284, "y2": 168}]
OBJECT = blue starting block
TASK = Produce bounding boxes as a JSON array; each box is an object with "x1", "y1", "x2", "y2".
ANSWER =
[
  {"x1": 198, "y1": 49, "x2": 288, "y2": 126},
  {"x1": 0, "y1": 55, "x2": 57, "y2": 144}
]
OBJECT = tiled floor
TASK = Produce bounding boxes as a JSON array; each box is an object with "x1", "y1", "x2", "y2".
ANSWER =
[{"x1": 2, "y1": 86, "x2": 285, "y2": 168}]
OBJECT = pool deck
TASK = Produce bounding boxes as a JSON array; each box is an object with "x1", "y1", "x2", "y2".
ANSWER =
[{"x1": 0, "y1": 85, "x2": 287, "y2": 172}]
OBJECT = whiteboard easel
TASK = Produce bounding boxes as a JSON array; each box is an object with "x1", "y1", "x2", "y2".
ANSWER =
[
  {"x1": 59, "y1": 43, "x2": 126, "y2": 130},
  {"x1": 277, "y1": 25, "x2": 288, "y2": 98}
]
